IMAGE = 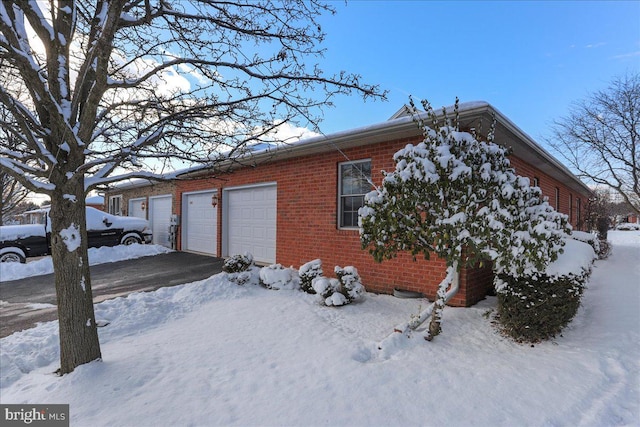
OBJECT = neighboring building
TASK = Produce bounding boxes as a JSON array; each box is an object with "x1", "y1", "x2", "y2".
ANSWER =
[
  {"x1": 86, "y1": 195, "x2": 105, "y2": 211},
  {"x1": 17, "y1": 207, "x2": 48, "y2": 225},
  {"x1": 105, "y1": 102, "x2": 593, "y2": 306},
  {"x1": 104, "y1": 180, "x2": 176, "y2": 248},
  {"x1": 15, "y1": 196, "x2": 105, "y2": 224}
]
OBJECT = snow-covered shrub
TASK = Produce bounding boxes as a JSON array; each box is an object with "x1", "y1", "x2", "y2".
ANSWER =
[
  {"x1": 334, "y1": 266, "x2": 366, "y2": 303},
  {"x1": 495, "y1": 239, "x2": 596, "y2": 342},
  {"x1": 312, "y1": 277, "x2": 343, "y2": 305},
  {"x1": 570, "y1": 230, "x2": 610, "y2": 259},
  {"x1": 312, "y1": 266, "x2": 366, "y2": 306},
  {"x1": 222, "y1": 253, "x2": 257, "y2": 285},
  {"x1": 616, "y1": 222, "x2": 640, "y2": 231},
  {"x1": 259, "y1": 264, "x2": 300, "y2": 290},
  {"x1": 359, "y1": 98, "x2": 569, "y2": 339},
  {"x1": 570, "y1": 231, "x2": 600, "y2": 255},
  {"x1": 299, "y1": 259, "x2": 323, "y2": 294},
  {"x1": 225, "y1": 268, "x2": 260, "y2": 286},
  {"x1": 222, "y1": 252, "x2": 254, "y2": 273}
]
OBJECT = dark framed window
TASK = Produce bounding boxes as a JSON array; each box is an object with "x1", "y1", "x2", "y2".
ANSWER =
[
  {"x1": 555, "y1": 187, "x2": 560, "y2": 210},
  {"x1": 569, "y1": 193, "x2": 574, "y2": 224},
  {"x1": 577, "y1": 198, "x2": 582, "y2": 229},
  {"x1": 338, "y1": 160, "x2": 372, "y2": 228}
]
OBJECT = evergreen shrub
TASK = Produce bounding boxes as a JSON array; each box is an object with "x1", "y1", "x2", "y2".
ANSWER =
[
  {"x1": 259, "y1": 264, "x2": 299, "y2": 290},
  {"x1": 495, "y1": 270, "x2": 588, "y2": 343},
  {"x1": 222, "y1": 253, "x2": 256, "y2": 285},
  {"x1": 222, "y1": 252, "x2": 254, "y2": 273},
  {"x1": 299, "y1": 259, "x2": 323, "y2": 294},
  {"x1": 311, "y1": 265, "x2": 366, "y2": 306}
]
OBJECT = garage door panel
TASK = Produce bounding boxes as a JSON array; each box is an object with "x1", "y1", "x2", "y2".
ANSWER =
[
  {"x1": 150, "y1": 196, "x2": 172, "y2": 247},
  {"x1": 130, "y1": 199, "x2": 146, "y2": 219},
  {"x1": 227, "y1": 185, "x2": 276, "y2": 264},
  {"x1": 185, "y1": 191, "x2": 217, "y2": 256}
]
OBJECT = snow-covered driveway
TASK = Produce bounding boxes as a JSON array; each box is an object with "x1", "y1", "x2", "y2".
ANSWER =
[{"x1": 0, "y1": 245, "x2": 224, "y2": 337}]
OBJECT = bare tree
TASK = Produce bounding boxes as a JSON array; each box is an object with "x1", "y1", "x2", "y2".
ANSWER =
[
  {"x1": 0, "y1": 0, "x2": 384, "y2": 374},
  {"x1": 0, "y1": 174, "x2": 29, "y2": 225},
  {"x1": 0, "y1": 91, "x2": 30, "y2": 225},
  {"x1": 548, "y1": 73, "x2": 639, "y2": 214}
]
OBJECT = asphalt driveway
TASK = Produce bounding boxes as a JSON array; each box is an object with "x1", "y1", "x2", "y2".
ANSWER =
[{"x1": 0, "y1": 252, "x2": 224, "y2": 338}]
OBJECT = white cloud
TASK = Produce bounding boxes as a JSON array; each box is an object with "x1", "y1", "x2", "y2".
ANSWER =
[{"x1": 261, "y1": 120, "x2": 320, "y2": 144}]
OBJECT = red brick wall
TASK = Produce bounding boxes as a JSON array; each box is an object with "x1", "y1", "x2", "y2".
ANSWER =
[
  {"x1": 105, "y1": 182, "x2": 176, "y2": 219},
  {"x1": 175, "y1": 136, "x2": 590, "y2": 306},
  {"x1": 508, "y1": 157, "x2": 589, "y2": 230}
]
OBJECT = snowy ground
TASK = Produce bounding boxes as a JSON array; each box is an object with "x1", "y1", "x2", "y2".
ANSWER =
[{"x1": 1, "y1": 231, "x2": 638, "y2": 426}]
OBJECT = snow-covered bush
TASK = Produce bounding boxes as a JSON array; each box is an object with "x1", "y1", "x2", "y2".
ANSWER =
[
  {"x1": 312, "y1": 277, "x2": 343, "y2": 305},
  {"x1": 222, "y1": 252, "x2": 254, "y2": 273},
  {"x1": 495, "y1": 239, "x2": 596, "y2": 342},
  {"x1": 616, "y1": 222, "x2": 640, "y2": 231},
  {"x1": 312, "y1": 265, "x2": 366, "y2": 306},
  {"x1": 334, "y1": 266, "x2": 365, "y2": 303},
  {"x1": 259, "y1": 264, "x2": 300, "y2": 290},
  {"x1": 570, "y1": 231, "x2": 600, "y2": 255},
  {"x1": 222, "y1": 253, "x2": 257, "y2": 285},
  {"x1": 299, "y1": 259, "x2": 323, "y2": 294},
  {"x1": 359, "y1": 98, "x2": 569, "y2": 339}
]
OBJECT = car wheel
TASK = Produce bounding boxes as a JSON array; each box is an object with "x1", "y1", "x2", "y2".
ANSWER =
[
  {"x1": 0, "y1": 251, "x2": 26, "y2": 263},
  {"x1": 121, "y1": 235, "x2": 142, "y2": 245}
]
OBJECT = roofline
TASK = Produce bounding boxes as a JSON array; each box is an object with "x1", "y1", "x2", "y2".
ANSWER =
[{"x1": 177, "y1": 101, "x2": 592, "y2": 197}]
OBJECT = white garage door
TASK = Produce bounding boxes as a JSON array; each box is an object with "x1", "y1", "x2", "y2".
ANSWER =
[
  {"x1": 150, "y1": 195, "x2": 172, "y2": 247},
  {"x1": 184, "y1": 191, "x2": 217, "y2": 255},
  {"x1": 226, "y1": 185, "x2": 276, "y2": 264},
  {"x1": 129, "y1": 198, "x2": 146, "y2": 219}
]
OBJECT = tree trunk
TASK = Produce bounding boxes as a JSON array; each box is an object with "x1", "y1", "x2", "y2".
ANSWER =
[
  {"x1": 49, "y1": 181, "x2": 101, "y2": 375},
  {"x1": 425, "y1": 263, "x2": 459, "y2": 341}
]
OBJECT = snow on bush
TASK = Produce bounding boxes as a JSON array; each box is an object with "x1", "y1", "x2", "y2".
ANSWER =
[
  {"x1": 570, "y1": 230, "x2": 600, "y2": 256},
  {"x1": 222, "y1": 252, "x2": 254, "y2": 273},
  {"x1": 299, "y1": 259, "x2": 323, "y2": 294},
  {"x1": 495, "y1": 238, "x2": 596, "y2": 342},
  {"x1": 312, "y1": 277, "x2": 342, "y2": 303},
  {"x1": 359, "y1": 98, "x2": 569, "y2": 339},
  {"x1": 334, "y1": 266, "x2": 366, "y2": 302},
  {"x1": 222, "y1": 253, "x2": 258, "y2": 285},
  {"x1": 616, "y1": 222, "x2": 640, "y2": 231},
  {"x1": 259, "y1": 264, "x2": 300, "y2": 290},
  {"x1": 312, "y1": 265, "x2": 365, "y2": 306}
]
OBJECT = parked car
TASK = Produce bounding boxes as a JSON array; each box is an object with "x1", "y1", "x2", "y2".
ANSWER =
[{"x1": 0, "y1": 207, "x2": 152, "y2": 263}]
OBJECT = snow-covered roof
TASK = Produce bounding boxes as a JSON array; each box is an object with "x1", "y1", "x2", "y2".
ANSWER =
[{"x1": 85, "y1": 195, "x2": 104, "y2": 205}]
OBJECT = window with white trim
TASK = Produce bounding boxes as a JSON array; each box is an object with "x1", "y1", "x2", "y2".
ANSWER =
[
  {"x1": 338, "y1": 160, "x2": 372, "y2": 228},
  {"x1": 109, "y1": 195, "x2": 122, "y2": 216}
]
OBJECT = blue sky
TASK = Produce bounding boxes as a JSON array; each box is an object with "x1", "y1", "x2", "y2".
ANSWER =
[{"x1": 313, "y1": 1, "x2": 640, "y2": 149}]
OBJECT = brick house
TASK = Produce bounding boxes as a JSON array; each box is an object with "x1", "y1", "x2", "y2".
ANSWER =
[
  {"x1": 105, "y1": 102, "x2": 592, "y2": 306},
  {"x1": 104, "y1": 180, "x2": 177, "y2": 247}
]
